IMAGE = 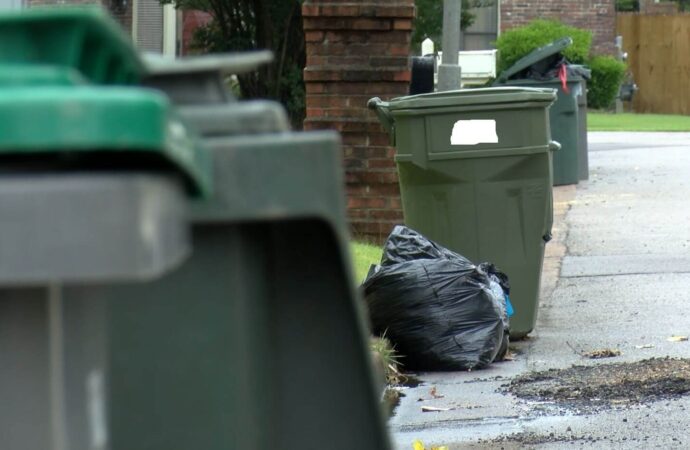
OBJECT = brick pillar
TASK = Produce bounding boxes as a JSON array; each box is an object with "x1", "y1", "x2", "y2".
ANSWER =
[{"x1": 302, "y1": 0, "x2": 415, "y2": 242}]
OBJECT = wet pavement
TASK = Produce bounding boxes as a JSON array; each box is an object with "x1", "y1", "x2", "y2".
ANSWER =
[{"x1": 388, "y1": 132, "x2": 690, "y2": 449}]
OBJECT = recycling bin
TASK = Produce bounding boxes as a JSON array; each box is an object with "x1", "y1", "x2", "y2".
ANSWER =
[
  {"x1": 0, "y1": 8, "x2": 391, "y2": 450},
  {"x1": 369, "y1": 87, "x2": 558, "y2": 338},
  {"x1": 494, "y1": 38, "x2": 591, "y2": 185}
]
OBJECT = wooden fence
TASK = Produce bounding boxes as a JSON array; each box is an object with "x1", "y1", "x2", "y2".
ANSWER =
[{"x1": 617, "y1": 13, "x2": 690, "y2": 115}]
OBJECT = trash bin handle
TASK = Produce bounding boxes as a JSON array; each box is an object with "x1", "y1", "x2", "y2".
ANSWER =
[
  {"x1": 367, "y1": 97, "x2": 394, "y2": 135},
  {"x1": 549, "y1": 140, "x2": 561, "y2": 152}
]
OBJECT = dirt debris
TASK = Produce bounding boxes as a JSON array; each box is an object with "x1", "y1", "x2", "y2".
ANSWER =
[
  {"x1": 508, "y1": 357, "x2": 690, "y2": 411},
  {"x1": 582, "y1": 348, "x2": 621, "y2": 359}
]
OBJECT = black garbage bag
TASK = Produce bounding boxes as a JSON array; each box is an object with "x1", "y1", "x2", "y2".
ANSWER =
[{"x1": 363, "y1": 226, "x2": 510, "y2": 371}]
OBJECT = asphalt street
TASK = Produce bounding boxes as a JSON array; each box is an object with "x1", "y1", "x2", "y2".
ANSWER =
[{"x1": 388, "y1": 132, "x2": 690, "y2": 449}]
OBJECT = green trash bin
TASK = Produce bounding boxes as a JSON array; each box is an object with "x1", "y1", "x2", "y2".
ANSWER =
[
  {"x1": 575, "y1": 73, "x2": 590, "y2": 180},
  {"x1": 494, "y1": 38, "x2": 590, "y2": 186},
  {"x1": 369, "y1": 87, "x2": 558, "y2": 338},
  {"x1": 0, "y1": 10, "x2": 390, "y2": 450}
]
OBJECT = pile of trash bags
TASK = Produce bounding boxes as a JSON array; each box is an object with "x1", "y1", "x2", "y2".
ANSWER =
[{"x1": 363, "y1": 226, "x2": 512, "y2": 371}]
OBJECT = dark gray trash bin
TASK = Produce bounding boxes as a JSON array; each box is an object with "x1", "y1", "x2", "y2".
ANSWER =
[
  {"x1": 495, "y1": 38, "x2": 591, "y2": 185},
  {"x1": 0, "y1": 46, "x2": 391, "y2": 450}
]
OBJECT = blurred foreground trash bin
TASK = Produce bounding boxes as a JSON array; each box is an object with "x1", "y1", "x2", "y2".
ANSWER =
[
  {"x1": 494, "y1": 38, "x2": 591, "y2": 185},
  {"x1": 142, "y1": 52, "x2": 291, "y2": 135},
  {"x1": 0, "y1": 8, "x2": 391, "y2": 450},
  {"x1": 369, "y1": 87, "x2": 558, "y2": 338}
]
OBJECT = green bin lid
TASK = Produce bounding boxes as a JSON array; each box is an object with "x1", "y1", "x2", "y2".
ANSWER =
[
  {"x1": 0, "y1": 86, "x2": 211, "y2": 196},
  {"x1": 385, "y1": 86, "x2": 557, "y2": 111},
  {"x1": 0, "y1": 65, "x2": 87, "y2": 86},
  {"x1": 495, "y1": 37, "x2": 572, "y2": 84},
  {"x1": 0, "y1": 8, "x2": 144, "y2": 84}
]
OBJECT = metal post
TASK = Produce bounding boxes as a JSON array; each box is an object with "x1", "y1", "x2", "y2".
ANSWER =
[
  {"x1": 437, "y1": 0, "x2": 462, "y2": 91},
  {"x1": 615, "y1": 36, "x2": 624, "y2": 114}
]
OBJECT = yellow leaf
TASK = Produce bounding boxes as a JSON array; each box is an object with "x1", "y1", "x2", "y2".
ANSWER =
[
  {"x1": 432, "y1": 447, "x2": 450, "y2": 450},
  {"x1": 413, "y1": 440, "x2": 425, "y2": 450}
]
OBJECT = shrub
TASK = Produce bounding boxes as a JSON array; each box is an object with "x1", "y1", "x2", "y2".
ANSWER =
[
  {"x1": 587, "y1": 56, "x2": 627, "y2": 110},
  {"x1": 615, "y1": 0, "x2": 639, "y2": 11},
  {"x1": 495, "y1": 20, "x2": 592, "y2": 74}
]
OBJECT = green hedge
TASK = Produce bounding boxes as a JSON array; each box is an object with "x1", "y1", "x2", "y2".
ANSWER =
[
  {"x1": 587, "y1": 56, "x2": 627, "y2": 110},
  {"x1": 495, "y1": 20, "x2": 592, "y2": 73}
]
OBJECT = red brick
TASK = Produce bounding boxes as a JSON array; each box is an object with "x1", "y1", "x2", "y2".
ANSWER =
[
  {"x1": 351, "y1": 18, "x2": 391, "y2": 31},
  {"x1": 347, "y1": 209, "x2": 370, "y2": 219},
  {"x1": 305, "y1": 31, "x2": 324, "y2": 42},
  {"x1": 370, "y1": 209, "x2": 404, "y2": 220},
  {"x1": 368, "y1": 158, "x2": 396, "y2": 169},
  {"x1": 305, "y1": 83, "x2": 327, "y2": 94},
  {"x1": 393, "y1": 19, "x2": 413, "y2": 31}
]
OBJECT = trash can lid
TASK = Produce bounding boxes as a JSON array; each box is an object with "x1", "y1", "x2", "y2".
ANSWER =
[
  {"x1": 385, "y1": 86, "x2": 557, "y2": 111},
  {"x1": 143, "y1": 51, "x2": 274, "y2": 77},
  {"x1": 0, "y1": 86, "x2": 212, "y2": 196},
  {"x1": 0, "y1": 8, "x2": 144, "y2": 84},
  {"x1": 567, "y1": 64, "x2": 592, "y2": 81},
  {"x1": 495, "y1": 37, "x2": 572, "y2": 84}
]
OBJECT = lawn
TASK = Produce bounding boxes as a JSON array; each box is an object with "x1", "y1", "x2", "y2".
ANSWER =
[
  {"x1": 588, "y1": 112, "x2": 690, "y2": 132},
  {"x1": 350, "y1": 241, "x2": 383, "y2": 285}
]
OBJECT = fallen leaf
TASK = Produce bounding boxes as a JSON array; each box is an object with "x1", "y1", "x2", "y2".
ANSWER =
[
  {"x1": 582, "y1": 348, "x2": 621, "y2": 359},
  {"x1": 411, "y1": 441, "x2": 449, "y2": 450},
  {"x1": 430, "y1": 387, "x2": 444, "y2": 399},
  {"x1": 421, "y1": 406, "x2": 453, "y2": 412},
  {"x1": 635, "y1": 344, "x2": 655, "y2": 349},
  {"x1": 667, "y1": 336, "x2": 688, "y2": 342}
]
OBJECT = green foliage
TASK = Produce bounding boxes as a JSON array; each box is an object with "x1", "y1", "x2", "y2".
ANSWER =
[
  {"x1": 617, "y1": 0, "x2": 690, "y2": 12},
  {"x1": 588, "y1": 113, "x2": 690, "y2": 131},
  {"x1": 675, "y1": 0, "x2": 690, "y2": 11},
  {"x1": 587, "y1": 56, "x2": 627, "y2": 110},
  {"x1": 163, "y1": 0, "x2": 306, "y2": 129},
  {"x1": 615, "y1": 0, "x2": 639, "y2": 11},
  {"x1": 351, "y1": 241, "x2": 382, "y2": 284},
  {"x1": 494, "y1": 20, "x2": 592, "y2": 73},
  {"x1": 412, "y1": 0, "x2": 495, "y2": 52}
]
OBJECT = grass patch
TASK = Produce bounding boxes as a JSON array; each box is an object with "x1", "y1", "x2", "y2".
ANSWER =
[
  {"x1": 588, "y1": 112, "x2": 690, "y2": 132},
  {"x1": 351, "y1": 241, "x2": 383, "y2": 285}
]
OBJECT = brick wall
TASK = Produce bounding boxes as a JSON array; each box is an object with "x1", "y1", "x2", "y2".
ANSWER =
[
  {"x1": 181, "y1": 10, "x2": 212, "y2": 56},
  {"x1": 501, "y1": 0, "x2": 617, "y2": 55},
  {"x1": 108, "y1": 0, "x2": 133, "y2": 33},
  {"x1": 640, "y1": 0, "x2": 679, "y2": 13},
  {"x1": 302, "y1": 0, "x2": 415, "y2": 242},
  {"x1": 25, "y1": 0, "x2": 132, "y2": 34},
  {"x1": 25, "y1": 0, "x2": 99, "y2": 5}
]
